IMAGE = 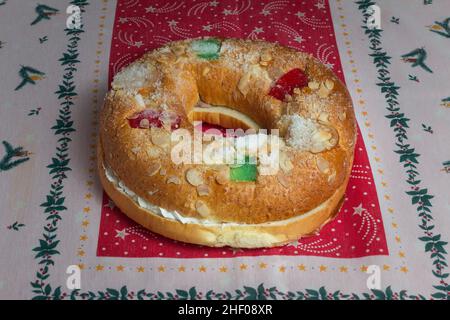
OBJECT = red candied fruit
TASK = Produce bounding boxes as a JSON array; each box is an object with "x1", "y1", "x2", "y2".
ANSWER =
[
  {"x1": 194, "y1": 122, "x2": 243, "y2": 137},
  {"x1": 268, "y1": 68, "x2": 308, "y2": 101},
  {"x1": 128, "y1": 109, "x2": 181, "y2": 130}
]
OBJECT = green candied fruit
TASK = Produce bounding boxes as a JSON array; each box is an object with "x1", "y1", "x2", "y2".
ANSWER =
[
  {"x1": 191, "y1": 38, "x2": 221, "y2": 60},
  {"x1": 230, "y1": 156, "x2": 257, "y2": 182}
]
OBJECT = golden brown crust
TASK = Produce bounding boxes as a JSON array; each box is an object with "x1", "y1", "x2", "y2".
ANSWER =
[{"x1": 98, "y1": 37, "x2": 356, "y2": 245}]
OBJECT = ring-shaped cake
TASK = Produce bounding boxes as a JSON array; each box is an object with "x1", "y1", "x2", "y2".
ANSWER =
[{"x1": 98, "y1": 38, "x2": 356, "y2": 248}]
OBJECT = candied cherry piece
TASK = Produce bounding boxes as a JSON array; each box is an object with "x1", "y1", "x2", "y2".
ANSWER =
[
  {"x1": 128, "y1": 110, "x2": 180, "y2": 130},
  {"x1": 128, "y1": 109, "x2": 161, "y2": 128},
  {"x1": 268, "y1": 68, "x2": 308, "y2": 101},
  {"x1": 195, "y1": 122, "x2": 227, "y2": 137}
]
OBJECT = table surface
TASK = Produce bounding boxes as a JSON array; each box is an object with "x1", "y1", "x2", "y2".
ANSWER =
[{"x1": 0, "y1": 0, "x2": 449, "y2": 300}]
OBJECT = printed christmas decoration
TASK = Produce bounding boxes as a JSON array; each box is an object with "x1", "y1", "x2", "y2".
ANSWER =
[
  {"x1": 28, "y1": 107, "x2": 42, "y2": 116},
  {"x1": 0, "y1": 141, "x2": 30, "y2": 172},
  {"x1": 7, "y1": 222, "x2": 25, "y2": 231},
  {"x1": 401, "y1": 48, "x2": 433, "y2": 73},
  {"x1": 15, "y1": 66, "x2": 45, "y2": 91},
  {"x1": 428, "y1": 17, "x2": 450, "y2": 38},
  {"x1": 357, "y1": 0, "x2": 448, "y2": 300},
  {"x1": 31, "y1": 0, "x2": 87, "y2": 300},
  {"x1": 441, "y1": 97, "x2": 450, "y2": 108},
  {"x1": 442, "y1": 161, "x2": 450, "y2": 173},
  {"x1": 30, "y1": 4, "x2": 59, "y2": 25},
  {"x1": 421, "y1": 124, "x2": 433, "y2": 134},
  {"x1": 390, "y1": 17, "x2": 399, "y2": 24},
  {"x1": 408, "y1": 75, "x2": 419, "y2": 82}
]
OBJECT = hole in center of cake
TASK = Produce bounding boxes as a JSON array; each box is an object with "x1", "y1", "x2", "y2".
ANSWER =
[
  {"x1": 188, "y1": 101, "x2": 266, "y2": 182},
  {"x1": 189, "y1": 100, "x2": 261, "y2": 135}
]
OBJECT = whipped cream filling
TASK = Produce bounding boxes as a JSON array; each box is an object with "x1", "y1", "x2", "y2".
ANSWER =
[
  {"x1": 104, "y1": 165, "x2": 212, "y2": 225},
  {"x1": 103, "y1": 164, "x2": 328, "y2": 227},
  {"x1": 105, "y1": 164, "x2": 241, "y2": 226}
]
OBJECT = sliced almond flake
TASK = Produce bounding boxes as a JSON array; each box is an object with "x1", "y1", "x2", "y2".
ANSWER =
[
  {"x1": 197, "y1": 184, "x2": 210, "y2": 196},
  {"x1": 280, "y1": 153, "x2": 294, "y2": 173},
  {"x1": 202, "y1": 66, "x2": 210, "y2": 76},
  {"x1": 277, "y1": 174, "x2": 289, "y2": 188},
  {"x1": 195, "y1": 200, "x2": 210, "y2": 217},
  {"x1": 139, "y1": 118, "x2": 150, "y2": 128},
  {"x1": 215, "y1": 169, "x2": 229, "y2": 185},
  {"x1": 324, "y1": 79, "x2": 335, "y2": 91},
  {"x1": 316, "y1": 156, "x2": 330, "y2": 174},
  {"x1": 151, "y1": 128, "x2": 170, "y2": 148},
  {"x1": 310, "y1": 143, "x2": 325, "y2": 154},
  {"x1": 185, "y1": 168, "x2": 203, "y2": 186},
  {"x1": 147, "y1": 162, "x2": 161, "y2": 176},
  {"x1": 166, "y1": 175, "x2": 181, "y2": 185},
  {"x1": 310, "y1": 127, "x2": 338, "y2": 153},
  {"x1": 135, "y1": 94, "x2": 146, "y2": 107},
  {"x1": 238, "y1": 64, "x2": 271, "y2": 96},
  {"x1": 313, "y1": 129, "x2": 333, "y2": 142},
  {"x1": 308, "y1": 81, "x2": 320, "y2": 90},
  {"x1": 328, "y1": 171, "x2": 336, "y2": 183},
  {"x1": 317, "y1": 83, "x2": 331, "y2": 98},
  {"x1": 318, "y1": 112, "x2": 329, "y2": 123}
]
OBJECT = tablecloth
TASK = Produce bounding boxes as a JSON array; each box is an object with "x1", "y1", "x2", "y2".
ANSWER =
[{"x1": 0, "y1": 0, "x2": 449, "y2": 300}]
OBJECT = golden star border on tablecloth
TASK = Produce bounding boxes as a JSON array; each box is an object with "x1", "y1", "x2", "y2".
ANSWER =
[{"x1": 75, "y1": 0, "x2": 109, "y2": 272}]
